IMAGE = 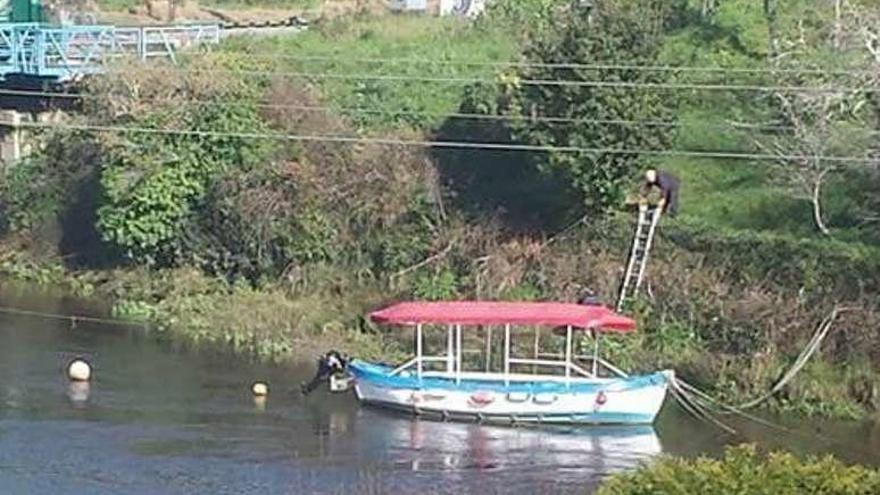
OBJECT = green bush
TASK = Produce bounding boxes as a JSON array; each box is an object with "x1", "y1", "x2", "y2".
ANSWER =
[
  {"x1": 478, "y1": 0, "x2": 560, "y2": 40},
  {"x1": 1, "y1": 130, "x2": 98, "y2": 233},
  {"x1": 663, "y1": 219, "x2": 880, "y2": 296},
  {"x1": 87, "y1": 58, "x2": 274, "y2": 267},
  {"x1": 598, "y1": 444, "x2": 880, "y2": 495},
  {"x1": 502, "y1": 0, "x2": 680, "y2": 214}
]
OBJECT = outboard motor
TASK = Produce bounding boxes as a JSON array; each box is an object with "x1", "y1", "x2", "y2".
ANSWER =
[{"x1": 301, "y1": 350, "x2": 350, "y2": 395}]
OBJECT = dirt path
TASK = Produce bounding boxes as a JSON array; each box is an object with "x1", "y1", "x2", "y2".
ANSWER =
[{"x1": 92, "y1": 0, "x2": 389, "y2": 25}]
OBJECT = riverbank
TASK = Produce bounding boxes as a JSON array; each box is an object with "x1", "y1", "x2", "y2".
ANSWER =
[
  {"x1": 0, "y1": 241, "x2": 398, "y2": 363},
  {"x1": 3, "y1": 214, "x2": 880, "y2": 420}
]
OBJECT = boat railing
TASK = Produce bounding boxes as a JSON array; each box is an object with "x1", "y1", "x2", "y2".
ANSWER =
[
  {"x1": 391, "y1": 356, "x2": 596, "y2": 381},
  {"x1": 386, "y1": 322, "x2": 629, "y2": 386},
  {"x1": 535, "y1": 352, "x2": 629, "y2": 378},
  {"x1": 390, "y1": 356, "x2": 447, "y2": 376},
  {"x1": 507, "y1": 357, "x2": 593, "y2": 380}
]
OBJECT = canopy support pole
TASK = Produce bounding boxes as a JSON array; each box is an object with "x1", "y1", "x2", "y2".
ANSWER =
[
  {"x1": 533, "y1": 328, "x2": 540, "y2": 374},
  {"x1": 592, "y1": 330, "x2": 600, "y2": 377},
  {"x1": 446, "y1": 324, "x2": 454, "y2": 375},
  {"x1": 416, "y1": 323, "x2": 423, "y2": 380},
  {"x1": 455, "y1": 324, "x2": 462, "y2": 384},
  {"x1": 485, "y1": 326, "x2": 492, "y2": 372},
  {"x1": 565, "y1": 325, "x2": 572, "y2": 385},
  {"x1": 504, "y1": 323, "x2": 510, "y2": 386}
]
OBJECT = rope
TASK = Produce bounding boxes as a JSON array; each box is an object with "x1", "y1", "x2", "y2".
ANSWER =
[
  {"x1": 42, "y1": 64, "x2": 873, "y2": 93},
  {"x1": 669, "y1": 379, "x2": 737, "y2": 434},
  {"x1": 737, "y1": 307, "x2": 844, "y2": 409},
  {"x1": 668, "y1": 306, "x2": 846, "y2": 435},
  {"x1": 0, "y1": 305, "x2": 147, "y2": 328}
]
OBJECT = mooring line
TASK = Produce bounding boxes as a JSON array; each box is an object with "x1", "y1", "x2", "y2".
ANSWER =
[
  {"x1": 737, "y1": 307, "x2": 844, "y2": 410},
  {"x1": 670, "y1": 380, "x2": 736, "y2": 434},
  {"x1": 668, "y1": 306, "x2": 851, "y2": 438},
  {"x1": 0, "y1": 305, "x2": 147, "y2": 328}
]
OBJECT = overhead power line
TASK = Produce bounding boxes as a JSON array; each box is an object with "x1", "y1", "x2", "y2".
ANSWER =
[
  {"x1": 85, "y1": 66, "x2": 869, "y2": 93},
  {"x1": 15, "y1": 120, "x2": 879, "y2": 165},
  {"x1": 223, "y1": 52, "x2": 873, "y2": 77},
  {"x1": 7, "y1": 87, "x2": 879, "y2": 136},
  {"x1": 0, "y1": 87, "x2": 778, "y2": 131}
]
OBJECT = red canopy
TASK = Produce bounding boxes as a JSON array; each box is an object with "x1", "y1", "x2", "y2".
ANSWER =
[{"x1": 369, "y1": 301, "x2": 636, "y2": 333}]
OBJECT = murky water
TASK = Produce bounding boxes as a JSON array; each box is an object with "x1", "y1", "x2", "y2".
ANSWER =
[{"x1": 0, "y1": 285, "x2": 878, "y2": 494}]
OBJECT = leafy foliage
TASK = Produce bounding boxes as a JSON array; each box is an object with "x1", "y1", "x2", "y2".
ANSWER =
[
  {"x1": 597, "y1": 444, "x2": 880, "y2": 495},
  {"x1": 1, "y1": 130, "x2": 99, "y2": 233},
  {"x1": 88, "y1": 58, "x2": 274, "y2": 266},
  {"x1": 506, "y1": 0, "x2": 680, "y2": 214},
  {"x1": 478, "y1": 0, "x2": 561, "y2": 41},
  {"x1": 412, "y1": 269, "x2": 460, "y2": 301}
]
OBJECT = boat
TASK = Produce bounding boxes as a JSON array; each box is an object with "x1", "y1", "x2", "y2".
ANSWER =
[{"x1": 323, "y1": 301, "x2": 672, "y2": 425}]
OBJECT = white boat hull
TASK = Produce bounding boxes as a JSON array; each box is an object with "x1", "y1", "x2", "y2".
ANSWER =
[{"x1": 349, "y1": 361, "x2": 671, "y2": 425}]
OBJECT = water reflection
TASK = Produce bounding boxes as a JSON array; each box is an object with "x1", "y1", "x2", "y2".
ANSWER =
[
  {"x1": 361, "y1": 412, "x2": 661, "y2": 479},
  {"x1": 66, "y1": 381, "x2": 90, "y2": 407}
]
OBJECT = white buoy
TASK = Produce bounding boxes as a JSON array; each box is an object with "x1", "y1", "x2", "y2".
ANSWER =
[
  {"x1": 251, "y1": 382, "x2": 269, "y2": 397},
  {"x1": 67, "y1": 359, "x2": 91, "y2": 382}
]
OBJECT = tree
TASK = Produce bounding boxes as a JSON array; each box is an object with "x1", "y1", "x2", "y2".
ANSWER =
[
  {"x1": 759, "y1": 1, "x2": 878, "y2": 236},
  {"x1": 85, "y1": 59, "x2": 273, "y2": 266},
  {"x1": 763, "y1": 87, "x2": 851, "y2": 235},
  {"x1": 853, "y1": 2, "x2": 880, "y2": 236},
  {"x1": 508, "y1": 0, "x2": 680, "y2": 214}
]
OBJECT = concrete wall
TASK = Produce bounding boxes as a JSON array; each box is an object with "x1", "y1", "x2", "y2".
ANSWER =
[
  {"x1": 0, "y1": 110, "x2": 70, "y2": 170},
  {"x1": 0, "y1": 110, "x2": 26, "y2": 170},
  {"x1": 0, "y1": 110, "x2": 60, "y2": 170}
]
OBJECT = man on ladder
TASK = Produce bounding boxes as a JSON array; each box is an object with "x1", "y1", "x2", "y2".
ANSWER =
[
  {"x1": 616, "y1": 169, "x2": 681, "y2": 311},
  {"x1": 640, "y1": 168, "x2": 680, "y2": 217}
]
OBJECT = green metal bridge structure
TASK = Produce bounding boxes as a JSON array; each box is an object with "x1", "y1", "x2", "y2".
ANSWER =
[{"x1": 1, "y1": 0, "x2": 222, "y2": 81}]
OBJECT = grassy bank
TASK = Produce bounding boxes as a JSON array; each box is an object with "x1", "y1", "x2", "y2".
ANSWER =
[
  {"x1": 0, "y1": 244, "x2": 399, "y2": 363},
  {"x1": 221, "y1": 14, "x2": 519, "y2": 132}
]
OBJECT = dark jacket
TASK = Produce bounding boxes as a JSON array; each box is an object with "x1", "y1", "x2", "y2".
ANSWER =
[{"x1": 641, "y1": 171, "x2": 680, "y2": 216}]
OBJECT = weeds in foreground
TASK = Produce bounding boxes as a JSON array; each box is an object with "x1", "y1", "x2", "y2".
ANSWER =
[{"x1": 598, "y1": 444, "x2": 880, "y2": 495}]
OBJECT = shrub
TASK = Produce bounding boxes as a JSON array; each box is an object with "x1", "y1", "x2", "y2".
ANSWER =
[
  {"x1": 597, "y1": 444, "x2": 880, "y2": 495},
  {"x1": 86, "y1": 57, "x2": 273, "y2": 267},
  {"x1": 1, "y1": 130, "x2": 99, "y2": 233},
  {"x1": 509, "y1": 0, "x2": 680, "y2": 214}
]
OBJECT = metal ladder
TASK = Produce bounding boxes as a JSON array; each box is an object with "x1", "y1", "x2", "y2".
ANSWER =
[{"x1": 616, "y1": 206, "x2": 663, "y2": 311}]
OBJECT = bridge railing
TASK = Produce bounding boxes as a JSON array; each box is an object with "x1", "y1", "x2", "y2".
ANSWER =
[{"x1": 0, "y1": 22, "x2": 221, "y2": 80}]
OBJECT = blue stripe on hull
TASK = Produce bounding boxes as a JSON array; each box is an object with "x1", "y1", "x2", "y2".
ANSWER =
[
  {"x1": 359, "y1": 399, "x2": 656, "y2": 425},
  {"x1": 348, "y1": 360, "x2": 669, "y2": 394}
]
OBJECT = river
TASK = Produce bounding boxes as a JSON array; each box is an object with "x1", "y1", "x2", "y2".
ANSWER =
[{"x1": 0, "y1": 285, "x2": 878, "y2": 494}]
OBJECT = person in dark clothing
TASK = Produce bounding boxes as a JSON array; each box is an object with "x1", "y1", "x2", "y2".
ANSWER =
[
  {"x1": 554, "y1": 289, "x2": 604, "y2": 336},
  {"x1": 301, "y1": 350, "x2": 349, "y2": 395},
  {"x1": 640, "y1": 169, "x2": 680, "y2": 217},
  {"x1": 577, "y1": 289, "x2": 602, "y2": 306}
]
